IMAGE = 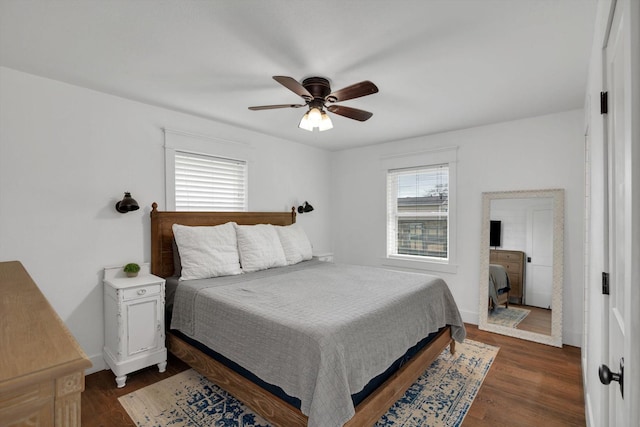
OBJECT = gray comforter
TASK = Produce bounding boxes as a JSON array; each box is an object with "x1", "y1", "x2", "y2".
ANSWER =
[
  {"x1": 171, "y1": 259, "x2": 466, "y2": 427},
  {"x1": 489, "y1": 263, "x2": 510, "y2": 307}
]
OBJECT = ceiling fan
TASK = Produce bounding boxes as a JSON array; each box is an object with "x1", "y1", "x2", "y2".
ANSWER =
[{"x1": 248, "y1": 76, "x2": 378, "y2": 131}]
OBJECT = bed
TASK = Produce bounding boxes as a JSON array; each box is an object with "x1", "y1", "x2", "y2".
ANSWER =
[
  {"x1": 489, "y1": 263, "x2": 510, "y2": 310},
  {"x1": 150, "y1": 203, "x2": 466, "y2": 427}
]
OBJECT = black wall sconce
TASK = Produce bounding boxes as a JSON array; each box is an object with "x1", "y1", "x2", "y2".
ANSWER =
[
  {"x1": 297, "y1": 201, "x2": 314, "y2": 214},
  {"x1": 115, "y1": 192, "x2": 140, "y2": 213}
]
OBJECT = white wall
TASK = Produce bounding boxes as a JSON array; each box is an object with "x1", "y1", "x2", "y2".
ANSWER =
[
  {"x1": 491, "y1": 201, "x2": 529, "y2": 252},
  {"x1": 330, "y1": 110, "x2": 585, "y2": 346},
  {"x1": 0, "y1": 67, "x2": 332, "y2": 372}
]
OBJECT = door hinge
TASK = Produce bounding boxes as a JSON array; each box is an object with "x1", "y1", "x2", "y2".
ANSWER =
[
  {"x1": 601, "y1": 91, "x2": 608, "y2": 114},
  {"x1": 602, "y1": 272, "x2": 610, "y2": 295}
]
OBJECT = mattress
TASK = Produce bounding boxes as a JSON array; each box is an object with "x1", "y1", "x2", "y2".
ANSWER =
[{"x1": 169, "y1": 259, "x2": 466, "y2": 427}]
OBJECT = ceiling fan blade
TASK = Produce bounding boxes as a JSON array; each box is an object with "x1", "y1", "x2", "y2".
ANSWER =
[
  {"x1": 273, "y1": 76, "x2": 313, "y2": 100},
  {"x1": 248, "y1": 104, "x2": 306, "y2": 110},
  {"x1": 327, "y1": 105, "x2": 373, "y2": 121},
  {"x1": 326, "y1": 80, "x2": 378, "y2": 103}
]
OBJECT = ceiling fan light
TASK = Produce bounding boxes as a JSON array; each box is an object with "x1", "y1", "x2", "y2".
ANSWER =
[
  {"x1": 319, "y1": 111, "x2": 333, "y2": 131},
  {"x1": 298, "y1": 112, "x2": 314, "y2": 131},
  {"x1": 250, "y1": 76, "x2": 378, "y2": 131},
  {"x1": 308, "y1": 107, "x2": 322, "y2": 127}
]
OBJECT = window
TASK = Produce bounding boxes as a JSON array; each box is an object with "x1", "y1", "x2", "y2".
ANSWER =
[
  {"x1": 164, "y1": 129, "x2": 250, "y2": 212},
  {"x1": 173, "y1": 151, "x2": 247, "y2": 211},
  {"x1": 382, "y1": 147, "x2": 457, "y2": 273},
  {"x1": 387, "y1": 165, "x2": 449, "y2": 259}
]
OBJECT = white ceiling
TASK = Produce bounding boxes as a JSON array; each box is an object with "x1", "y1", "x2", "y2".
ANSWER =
[{"x1": 0, "y1": 0, "x2": 597, "y2": 151}]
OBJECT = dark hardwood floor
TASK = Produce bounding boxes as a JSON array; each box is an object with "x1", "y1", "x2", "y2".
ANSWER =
[
  {"x1": 463, "y1": 325, "x2": 584, "y2": 426},
  {"x1": 82, "y1": 354, "x2": 190, "y2": 427},
  {"x1": 513, "y1": 304, "x2": 552, "y2": 335},
  {"x1": 81, "y1": 324, "x2": 585, "y2": 426}
]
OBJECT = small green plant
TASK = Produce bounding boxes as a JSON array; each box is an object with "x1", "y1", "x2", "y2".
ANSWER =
[{"x1": 123, "y1": 263, "x2": 140, "y2": 277}]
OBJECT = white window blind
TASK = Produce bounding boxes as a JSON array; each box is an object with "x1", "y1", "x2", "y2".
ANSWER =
[
  {"x1": 174, "y1": 151, "x2": 247, "y2": 211},
  {"x1": 387, "y1": 164, "x2": 449, "y2": 260}
]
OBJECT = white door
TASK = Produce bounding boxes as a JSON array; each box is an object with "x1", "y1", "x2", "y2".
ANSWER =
[
  {"x1": 601, "y1": 1, "x2": 639, "y2": 424},
  {"x1": 525, "y1": 206, "x2": 553, "y2": 308}
]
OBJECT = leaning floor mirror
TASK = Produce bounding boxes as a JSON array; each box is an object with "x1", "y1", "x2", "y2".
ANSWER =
[{"x1": 478, "y1": 189, "x2": 564, "y2": 347}]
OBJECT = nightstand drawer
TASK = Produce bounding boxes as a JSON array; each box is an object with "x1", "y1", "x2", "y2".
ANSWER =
[{"x1": 122, "y1": 284, "x2": 161, "y2": 300}]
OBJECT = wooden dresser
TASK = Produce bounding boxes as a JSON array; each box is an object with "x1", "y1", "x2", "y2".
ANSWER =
[
  {"x1": 0, "y1": 261, "x2": 91, "y2": 426},
  {"x1": 490, "y1": 249, "x2": 526, "y2": 304}
]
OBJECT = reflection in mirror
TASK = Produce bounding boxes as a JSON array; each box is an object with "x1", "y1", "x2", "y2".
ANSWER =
[
  {"x1": 489, "y1": 197, "x2": 553, "y2": 335},
  {"x1": 478, "y1": 189, "x2": 564, "y2": 347}
]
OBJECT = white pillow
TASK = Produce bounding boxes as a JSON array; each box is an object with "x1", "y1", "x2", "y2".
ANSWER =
[
  {"x1": 236, "y1": 224, "x2": 287, "y2": 272},
  {"x1": 172, "y1": 222, "x2": 242, "y2": 280},
  {"x1": 275, "y1": 223, "x2": 313, "y2": 265}
]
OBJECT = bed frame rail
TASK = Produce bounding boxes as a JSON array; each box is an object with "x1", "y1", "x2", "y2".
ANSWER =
[{"x1": 166, "y1": 327, "x2": 453, "y2": 427}]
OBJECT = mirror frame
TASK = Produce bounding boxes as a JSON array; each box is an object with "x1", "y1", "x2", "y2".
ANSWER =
[{"x1": 478, "y1": 188, "x2": 564, "y2": 347}]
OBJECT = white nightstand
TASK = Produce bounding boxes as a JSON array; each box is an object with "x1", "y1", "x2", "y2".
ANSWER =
[
  {"x1": 103, "y1": 263, "x2": 167, "y2": 388},
  {"x1": 314, "y1": 252, "x2": 334, "y2": 262}
]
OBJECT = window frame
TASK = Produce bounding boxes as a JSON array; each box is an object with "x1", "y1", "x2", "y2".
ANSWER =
[
  {"x1": 172, "y1": 150, "x2": 247, "y2": 211},
  {"x1": 164, "y1": 129, "x2": 250, "y2": 211},
  {"x1": 381, "y1": 147, "x2": 458, "y2": 274}
]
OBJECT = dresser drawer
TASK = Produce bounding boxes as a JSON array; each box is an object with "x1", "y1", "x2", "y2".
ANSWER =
[
  {"x1": 496, "y1": 251, "x2": 522, "y2": 262},
  {"x1": 507, "y1": 272, "x2": 521, "y2": 284},
  {"x1": 501, "y1": 262, "x2": 521, "y2": 272},
  {"x1": 0, "y1": 381, "x2": 53, "y2": 415},
  {"x1": 122, "y1": 284, "x2": 161, "y2": 300}
]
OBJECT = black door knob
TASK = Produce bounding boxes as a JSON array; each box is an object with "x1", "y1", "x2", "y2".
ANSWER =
[{"x1": 599, "y1": 358, "x2": 624, "y2": 398}]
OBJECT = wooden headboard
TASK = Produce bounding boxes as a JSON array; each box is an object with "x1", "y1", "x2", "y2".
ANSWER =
[{"x1": 150, "y1": 202, "x2": 297, "y2": 278}]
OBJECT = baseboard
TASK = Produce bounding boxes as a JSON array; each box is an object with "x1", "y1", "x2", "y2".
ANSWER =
[
  {"x1": 459, "y1": 309, "x2": 478, "y2": 326},
  {"x1": 562, "y1": 330, "x2": 582, "y2": 347},
  {"x1": 462, "y1": 311, "x2": 582, "y2": 348},
  {"x1": 86, "y1": 352, "x2": 107, "y2": 375}
]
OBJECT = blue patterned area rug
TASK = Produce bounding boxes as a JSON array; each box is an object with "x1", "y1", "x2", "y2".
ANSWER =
[
  {"x1": 118, "y1": 339, "x2": 498, "y2": 427},
  {"x1": 488, "y1": 306, "x2": 531, "y2": 328}
]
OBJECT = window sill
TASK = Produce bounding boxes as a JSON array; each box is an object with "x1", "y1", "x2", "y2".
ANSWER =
[{"x1": 380, "y1": 257, "x2": 458, "y2": 274}]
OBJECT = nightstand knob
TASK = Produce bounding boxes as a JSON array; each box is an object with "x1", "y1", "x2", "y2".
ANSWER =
[{"x1": 137, "y1": 289, "x2": 147, "y2": 296}]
